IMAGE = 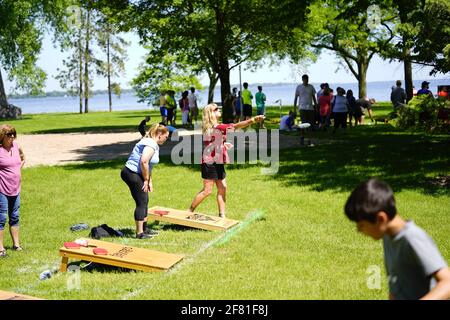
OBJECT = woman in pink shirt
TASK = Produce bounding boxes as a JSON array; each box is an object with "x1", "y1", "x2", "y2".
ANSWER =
[
  {"x1": 318, "y1": 87, "x2": 332, "y2": 130},
  {"x1": 0, "y1": 125, "x2": 25, "y2": 257},
  {"x1": 188, "y1": 103, "x2": 264, "y2": 218}
]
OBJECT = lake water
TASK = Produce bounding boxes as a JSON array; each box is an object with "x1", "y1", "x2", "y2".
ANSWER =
[{"x1": 9, "y1": 79, "x2": 449, "y2": 114}]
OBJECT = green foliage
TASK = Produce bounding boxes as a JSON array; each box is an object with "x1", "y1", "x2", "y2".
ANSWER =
[
  {"x1": 396, "y1": 95, "x2": 450, "y2": 133},
  {"x1": 131, "y1": 52, "x2": 202, "y2": 105},
  {"x1": 381, "y1": 0, "x2": 450, "y2": 75},
  {"x1": 0, "y1": 0, "x2": 69, "y2": 102}
]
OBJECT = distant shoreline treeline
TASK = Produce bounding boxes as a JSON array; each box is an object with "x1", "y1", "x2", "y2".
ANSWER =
[
  {"x1": 9, "y1": 82, "x2": 297, "y2": 99},
  {"x1": 8, "y1": 79, "x2": 447, "y2": 99},
  {"x1": 8, "y1": 89, "x2": 137, "y2": 99}
]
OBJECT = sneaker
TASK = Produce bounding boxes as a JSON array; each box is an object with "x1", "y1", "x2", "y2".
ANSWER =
[
  {"x1": 219, "y1": 212, "x2": 226, "y2": 219},
  {"x1": 136, "y1": 232, "x2": 153, "y2": 239},
  {"x1": 0, "y1": 249, "x2": 6, "y2": 257},
  {"x1": 144, "y1": 228, "x2": 159, "y2": 236},
  {"x1": 13, "y1": 245, "x2": 23, "y2": 251}
]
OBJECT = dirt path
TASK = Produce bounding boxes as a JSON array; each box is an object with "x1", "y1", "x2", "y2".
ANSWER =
[{"x1": 17, "y1": 130, "x2": 328, "y2": 168}]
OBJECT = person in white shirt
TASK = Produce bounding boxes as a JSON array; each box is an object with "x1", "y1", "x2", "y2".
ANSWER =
[{"x1": 294, "y1": 74, "x2": 318, "y2": 146}]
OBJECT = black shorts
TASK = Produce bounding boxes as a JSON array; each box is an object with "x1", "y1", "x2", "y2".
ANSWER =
[
  {"x1": 201, "y1": 163, "x2": 226, "y2": 180},
  {"x1": 243, "y1": 104, "x2": 252, "y2": 117}
]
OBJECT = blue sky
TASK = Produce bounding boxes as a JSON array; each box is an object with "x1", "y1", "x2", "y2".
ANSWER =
[{"x1": 2, "y1": 32, "x2": 446, "y2": 93}]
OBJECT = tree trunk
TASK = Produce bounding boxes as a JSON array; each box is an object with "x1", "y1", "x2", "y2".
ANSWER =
[
  {"x1": 107, "y1": 33, "x2": 112, "y2": 112},
  {"x1": 357, "y1": 60, "x2": 368, "y2": 99},
  {"x1": 207, "y1": 71, "x2": 218, "y2": 104},
  {"x1": 218, "y1": 61, "x2": 233, "y2": 124},
  {"x1": 84, "y1": 9, "x2": 90, "y2": 113},
  {"x1": 397, "y1": 0, "x2": 414, "y2": 102},
  {"x1": 0, "y1": 69, "x2": 8, "y2": 108},
  {"x1": 403, "y1": 44, "x2": 413, "y2": 102},
  {"x1": 78, "y1": 28, "x2": 83, "y2": 114}
]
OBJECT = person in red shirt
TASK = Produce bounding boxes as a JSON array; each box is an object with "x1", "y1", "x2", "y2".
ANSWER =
[{"x1": 188, "y1": 103, "x2": 264, "y2": 218}]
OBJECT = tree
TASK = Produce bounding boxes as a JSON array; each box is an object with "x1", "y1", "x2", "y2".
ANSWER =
[
  {"x1": 0, "y1": 0, "x2": 68, "y2": 108},
  {"x1": 131, "y1": 52, "x2": 202, "y2": 106},
  {"x1": 310, "y1": 1, "x2": 394, "y2": 98},
  {"x1": 102, "y1": 0, "x2": 311, "y2": 123},
  {"x1": 381, "y1": 0, "x2": 450, "y2": 100},
  {"x1": 96, "y1": 9, "x2": 130, "y2": 112},
  {"x1": 56, "y1": 1, "x2": 102, "y2": 113}
]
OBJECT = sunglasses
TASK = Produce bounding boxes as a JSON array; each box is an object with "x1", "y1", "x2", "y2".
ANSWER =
[
  {"x1": 213, "y1": 108, "x2": 220, "y2": 112},
  {"x1": 6, "y1": 132, "x2": 16, "y2": 138}
]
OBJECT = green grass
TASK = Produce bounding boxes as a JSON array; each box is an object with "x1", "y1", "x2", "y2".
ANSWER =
[{"x1": 0, "y1": 104, "x2": 449, "y2": 300}]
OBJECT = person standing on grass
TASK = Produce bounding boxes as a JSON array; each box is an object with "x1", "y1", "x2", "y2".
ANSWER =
[
  {"x1": 0, "y1": 125, "x2": 25, "y2": 257},
  {"x1": 188, "y1": 103, "x2": 264, "y2": 218},
  {"x1": 294, "y1": 74, "x2": 318, "y2": 146},
  {"x1": 242, "y1": 82, "x2": 253, "y2": 121},
  {"x1": 166, "y1": 90, "x2": 176, "y2": 126},
  {"x1": 318, "y1": 87, "x2": 332, "y2": 130},
  {"x1": 255, "y1": 86, "x2": 267, "y2": 129},
  {"x1": 179, "y1": 90, "x2": 190, "y2": 128},
  {"x1": 331, "y1": 87, "x2": 349, "y2": 134},
  {"x1": 344, "y1": 178, "x2": 450, "y2": 300},
  {"x1": 390, "y1": 80, "x2": 407, "y2": 109},
  {"x1": 121, "y1": 124, "x2": 169, "y2": 239},
  {"x1": 188, "y1": 87, "x2": 199, "y2": 125}
]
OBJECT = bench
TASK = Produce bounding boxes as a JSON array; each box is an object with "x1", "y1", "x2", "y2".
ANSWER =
[
  {"x1": 148, "y1": 206, "x2": 240, "y2": 231},
  {"x1": 59, "y1": 238, "x2": 184, "y2": 273}
]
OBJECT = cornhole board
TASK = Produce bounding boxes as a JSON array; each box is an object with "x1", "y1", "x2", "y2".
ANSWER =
[
  {"x1": 0, "y1": 290, "x2": 42, "y2": 300},
  {"x1": 148, "y1": 206, "x2": 240, "y2": 231},
  {"x1": 59, "y1": 238, "x2": 183, "y2": 273}
]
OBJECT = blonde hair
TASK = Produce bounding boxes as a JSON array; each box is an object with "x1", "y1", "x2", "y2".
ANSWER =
[
  {"x1": 146, "y1": 123, "x2": 169, "y2": 139},
  {"x1": 0, "y1": 124, "x2": 16, "y2": 145},
  {"x1": 202, "y1": 103, "x2": 219, "y2": 134}
]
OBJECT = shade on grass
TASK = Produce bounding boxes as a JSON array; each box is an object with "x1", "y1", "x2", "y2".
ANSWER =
[{"x1": 0, "y1": 103, "x2": 448, "y2": 299}]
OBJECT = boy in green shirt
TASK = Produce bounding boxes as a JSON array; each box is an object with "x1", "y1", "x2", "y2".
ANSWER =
[
  {"x1": 255, "y1": 85, "x2": 266, "y2": 129},
  {"x1": 242, "y1": 82, "x2": 253, "y2": 120}
]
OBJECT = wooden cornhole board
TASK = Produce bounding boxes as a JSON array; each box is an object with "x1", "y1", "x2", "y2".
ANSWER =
[
  {"x1": 148, "y1": 206, "x2": 240, "y2": 231},
  {"x1": 59, "y1": 238, "x2": 183, "y2": 273},
  {"x1": 0, "y1": 290, "x2": 42, "y2": 300}
]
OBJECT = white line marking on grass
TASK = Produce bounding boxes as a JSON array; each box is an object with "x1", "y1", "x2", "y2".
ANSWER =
[{"x1": 121, "y1": 209, "x2": 265, "y2": 300}]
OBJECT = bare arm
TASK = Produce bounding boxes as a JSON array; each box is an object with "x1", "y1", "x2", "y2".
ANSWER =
[
  {"x1": 234, "y1": 115, "x2": 264, "y2": 129},
  {"x1": 420, "y1": 267, "x2": 450, "y2": 300},
  {"x1": 19, "y1": 145, "x2": 25, "y2": 168},
  {"x1": 140, "y1": 146, "x2": 155, "y2": 193}
]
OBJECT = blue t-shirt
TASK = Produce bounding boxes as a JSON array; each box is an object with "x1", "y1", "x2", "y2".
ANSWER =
[{"x1": 125, "y1": 138, "x2": 159, "y2": 174}]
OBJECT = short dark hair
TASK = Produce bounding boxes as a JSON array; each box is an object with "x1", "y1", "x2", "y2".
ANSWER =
[
  {"x1": 243, "y1": 82, "x2": 248, "y2": 88},
  {"x1": 302, "y1": 74, "x2": 309, "y2": 79},
  {"x1": 344, "y1": 179, "x2": 397, "y2": 223},
  {"x1": 258, "y1": 86, "x2": 262, "y2": 91}
]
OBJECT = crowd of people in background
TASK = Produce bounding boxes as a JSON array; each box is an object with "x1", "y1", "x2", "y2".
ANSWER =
[
  {"x1": 157, "y1": 87, "x2": 199, "y2": 129},
  {"x1": 145, "y1": 77, "x2": 446, "y2": 142}
]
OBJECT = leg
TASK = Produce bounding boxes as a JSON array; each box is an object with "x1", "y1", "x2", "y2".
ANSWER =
[
  {"x1": 189, "y1": 179, "x2": 214, "y2": 212},
  {"x1": 121, "y1": 167, "x2": 148, "y2": 236},
  {"x1": 0, "y1": 230, "x2": 4, "y2": 253},
  {"x1": 367, "y1": 108, "x2": 374, "y2": 122},
  {"x1": 9, "y1": 194, "x2": 20, "y2": 249},
  {"x1": 0, "y1": 193, "x2": 6, "y2": 252},
  {"x1": 215, "y1": 179, "x2": 227, "y2": 217}
]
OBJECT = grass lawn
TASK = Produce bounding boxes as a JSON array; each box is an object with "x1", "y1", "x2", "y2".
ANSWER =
[{"x1": 0, "y1": 103, "x2": 449, "y2": 300}]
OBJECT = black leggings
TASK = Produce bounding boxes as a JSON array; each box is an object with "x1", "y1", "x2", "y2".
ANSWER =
[{"x1": 121, "y1": 166, "x2": 148, "y2": 221}]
